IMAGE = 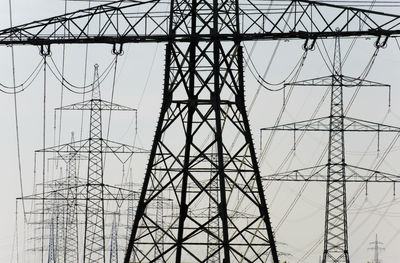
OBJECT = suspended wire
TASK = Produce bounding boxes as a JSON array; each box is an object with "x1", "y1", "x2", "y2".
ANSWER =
[
  {"x1": 259, "y1": 50, "x2": 311, "y2": 165},
  {"x1": 243, "y1": 44, "x2": 307, "y2": 90},
  {"x1": 40, "y1": 52, "x2": 48, "y2": 263},
  {"x1": 0, "y1": 60, "x2": 43, "y2": 94},
  {"x1": 351, "y1": 185, "x2": 394, "y2": 257},
  {"x1": 78, "y1": 0, "x2": 92, "y2": 177},
  {"x1": 103, "y1": 54, "x2": 120, "y2": 173},
  {"x1": 8, "y1": 0, "x2": 27, "y2": 229},
  {"x1": 47, "y1": 55, "x2": 117, "y2": 94},
  {"x1": 315, "y1": 41, "x2": 334, "y2": 72},
  {"x1": 106, "y1": 55, "x2": 119, "y2": 141},
  {"x1": 56, "y1": 0, "x2": 69, "y2": 164},
  {"x1": 10, "y1": 201, "x2": 18, "y2": 263}
]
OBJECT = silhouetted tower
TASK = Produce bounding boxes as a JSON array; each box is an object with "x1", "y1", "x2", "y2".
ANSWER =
[
  {"x1": 110, "y1": 213, "x2": 119, "y2": 263},
  {"x1": 33, "y1": 64, "x2": 142, "y2": 263},
  {"x1": 261, "y1": 37, "x2": 400, "y2": 263},
  {"x1": 125, "y1": 1, "x2": 279, "y2": 262},
  {"x1": 48, "y1": 217, "x2": 56, "y2": 263},
  {"x1": 83, "y1": 64, "x2": 106, "y2": 263},
  {"x1": 55, "y1": 65, "x2": 138, "y2": 263},
  {"x1": 63, "y1": 133, "x2": 80, "y2": 263},
  {"x1": 368, "y1": 234, "x2": 384, "y2": 263},
  {"x1": 323, "y1": 36, "x2": 349, "y2": 263}
]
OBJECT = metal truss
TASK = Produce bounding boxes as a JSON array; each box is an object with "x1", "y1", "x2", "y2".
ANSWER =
[
  {"x1": 282, "y1": 75, "x2": 391, "y2": 88},
  {"x1": 263, "y1": 164, "x2": 400, "y2": 183},
  {"x1": 110, "y1": 213, "x2": 120, "y2": 263},
  {"x1": 261, "y1": 116, "x2": 400, "y2": 132},
  {"x1": 124, "y1": 0, "x2": 279, "y2": 260},
  {"x1": 26, "y1": 64, "x2": 144, "y2": 263},
  {"x1": 260, "y1": 37, "x2": 400, "y2": 263},
  {"x1": 1, "y1": 0, "x2": 400, "y2": 46}
]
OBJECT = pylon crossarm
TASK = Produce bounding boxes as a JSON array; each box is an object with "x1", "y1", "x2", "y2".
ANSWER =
[
  {"x1": 17, "y1": 184, "x2": 141, "y2": 201},
  {"x1": 261, "y1": 117, "x2": 330, "y2": 131},
  {"x1": 56, "y1": 99, "x2": 137, "y2": 111},
  {"x1": 2, "y1": 0, "x2": 400, "y2": 45},
  {"x1": 261, "y1": 116, "x2": 400, "y2": 132},
  {"x1": 36, "y1": 138, "x2": 148, "y2": 155},
  {"x1": 343, "y1": 117, "x2": 400, "y2": 132},
  {"x1": 346, "y1": 165, "x2": 400, "y2": 183},
  {"x1": 262, "y1": 164, "x2": 400, "y2": 182},
  {"x1": 262, "y1": 165, "x2": 328, "y2": 182},
  {"x1": 0, "y1": 0, "x2": 165, "y2": 45},
  {"x1": 284, "y1": 75, "x2": 390, "y2": 87}
]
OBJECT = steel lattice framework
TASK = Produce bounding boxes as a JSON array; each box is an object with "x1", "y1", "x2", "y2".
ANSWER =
[
  {"x1": 3, "y1": 0, "x2": 400, "y2": 263},
  {"x1": 25, "y1": 65, "x2": 145, "y2": 263},
  {"x1": 47, "y1": 65, "x2": 139, "y2": 263},
  {"x1": 261, "y1": 37, "x2": 400, "y2": 263}
]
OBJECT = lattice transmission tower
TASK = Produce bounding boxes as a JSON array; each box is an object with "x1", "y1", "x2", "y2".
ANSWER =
[
  {"x1": 3, "y1": 1, "x2": 400, "y2": 263},
  {"x1": 18, "y1": 64, "x2": 145, "y2": 263},
  {"x1": 261, "y1": 37, "x2": 400, "y2": 263},
  {"x1": 368, "y1": 234, "x2": 384, "y2": 263}
]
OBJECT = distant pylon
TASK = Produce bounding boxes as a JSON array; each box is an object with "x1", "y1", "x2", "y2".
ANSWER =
[
  {"x1": 368, "y1": 234, "x2": 384, "y2": 263},
  {"x1": 56, "y1": 64, "x2": 139, "y2": 263},
  {"x1": 48, "y1": 217, "x2": 56, "y2": 263},
  {"x1": 32, "y1": 64, "x2": 145, "y2": 263},
  {"x1": 63, "y1": 132, "x2": 80, "y2": 263},
  {"x1": 261, "y1": 37, "x2": 400, "y2": 263},
  {"x1": 110, "y1": 213, "x2": 119, "y2": 263}
]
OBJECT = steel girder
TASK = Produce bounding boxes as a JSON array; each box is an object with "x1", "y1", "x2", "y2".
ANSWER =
[{"x1": 1, "y1": 0, "x2": 400, "y2": 45}]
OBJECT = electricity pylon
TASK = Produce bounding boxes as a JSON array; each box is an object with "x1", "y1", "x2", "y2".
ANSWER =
[
  {"x1": 3, "y1": 1, "x2": 400, "y2": 263},
  {"x1": 22, "y1": 65, "x2": 146, "y2": 263},
  {"x1": 368, "y1": 234, "x2": 384, "y2": 263},
  {"x1": 39, "y1": 64, "x2": 143, "y2": 263},
  {"x1": 261, "y1": 37, "x2": 400, "y2": 263},
  {"x1": 110, "y1": 213, "x2": 119, "y2": 263}
]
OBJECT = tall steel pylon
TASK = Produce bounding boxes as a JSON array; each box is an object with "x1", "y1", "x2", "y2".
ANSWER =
[
  {"x1": 125, "y1": 1, "x2": 278, "y2": 262},
  {"x1": 84, "y1": 64, "x2": 107, "y2": 263},
  {"x1": 54, "y1": 64, "x2": 139, "y2": 263},
  {"x1": 323, "y1": 36, "x2": 349, "y2": 263},
  {"x1": 261, "y1": 37, "x2": 400, "y2": 263},
  {"x1": 63, "y1": 133, "x2": 80, "y2": 263},
  {"x1": 368, "y1": 234, "x2": 384, "y2": 263},
  {"x1": 110, "y1": 213, "x2": 119, "y2": 263},
  {"x1": 48, "y1": 217, "x2": 56, "y2": 263},
  {"x1": 29, "y1": 64, "x2": 145, "y2": 263}
]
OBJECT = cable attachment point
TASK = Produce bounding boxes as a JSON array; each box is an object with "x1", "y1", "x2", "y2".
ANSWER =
[
  {"x1": 375, "y1": 35, "x2": 389, "y2": 49},
  {"x1": 112, "y1": 43, "x2": 124, "y2": 55},
  {"x1": 40, "y1": 44, "x2": 51, "y2": 57},
  {"x1": 302, "y1": 38, "x2": 316, "y2": 51}
]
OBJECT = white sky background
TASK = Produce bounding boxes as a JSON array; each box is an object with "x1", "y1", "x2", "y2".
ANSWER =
[{"x1": 0, "y1": 0, "x2": 400, "y2": 262}]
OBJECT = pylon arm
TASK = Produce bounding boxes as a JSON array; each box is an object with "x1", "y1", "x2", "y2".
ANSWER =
[
  {"x1": 17, "y1": 184, "x2": 140, "y2": 201},
  {"x1": 261, "y1": 116, "x2": 400, "y2": 132},
  {"x1": 56, "y1": 99, "x2": 136, "y2": 111},
  {"x1": 262, "y1": 164, "x2": 400, "y2": 182},
  {"x1": 36, "y1": 138, "x2": 148, "y2": 154},
  {"x1": 283, "y1": 75, "x2": 390, "y2": 87},
  {"x1": 2, "y1": 0, "x2": 400, "y2": 45}
]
